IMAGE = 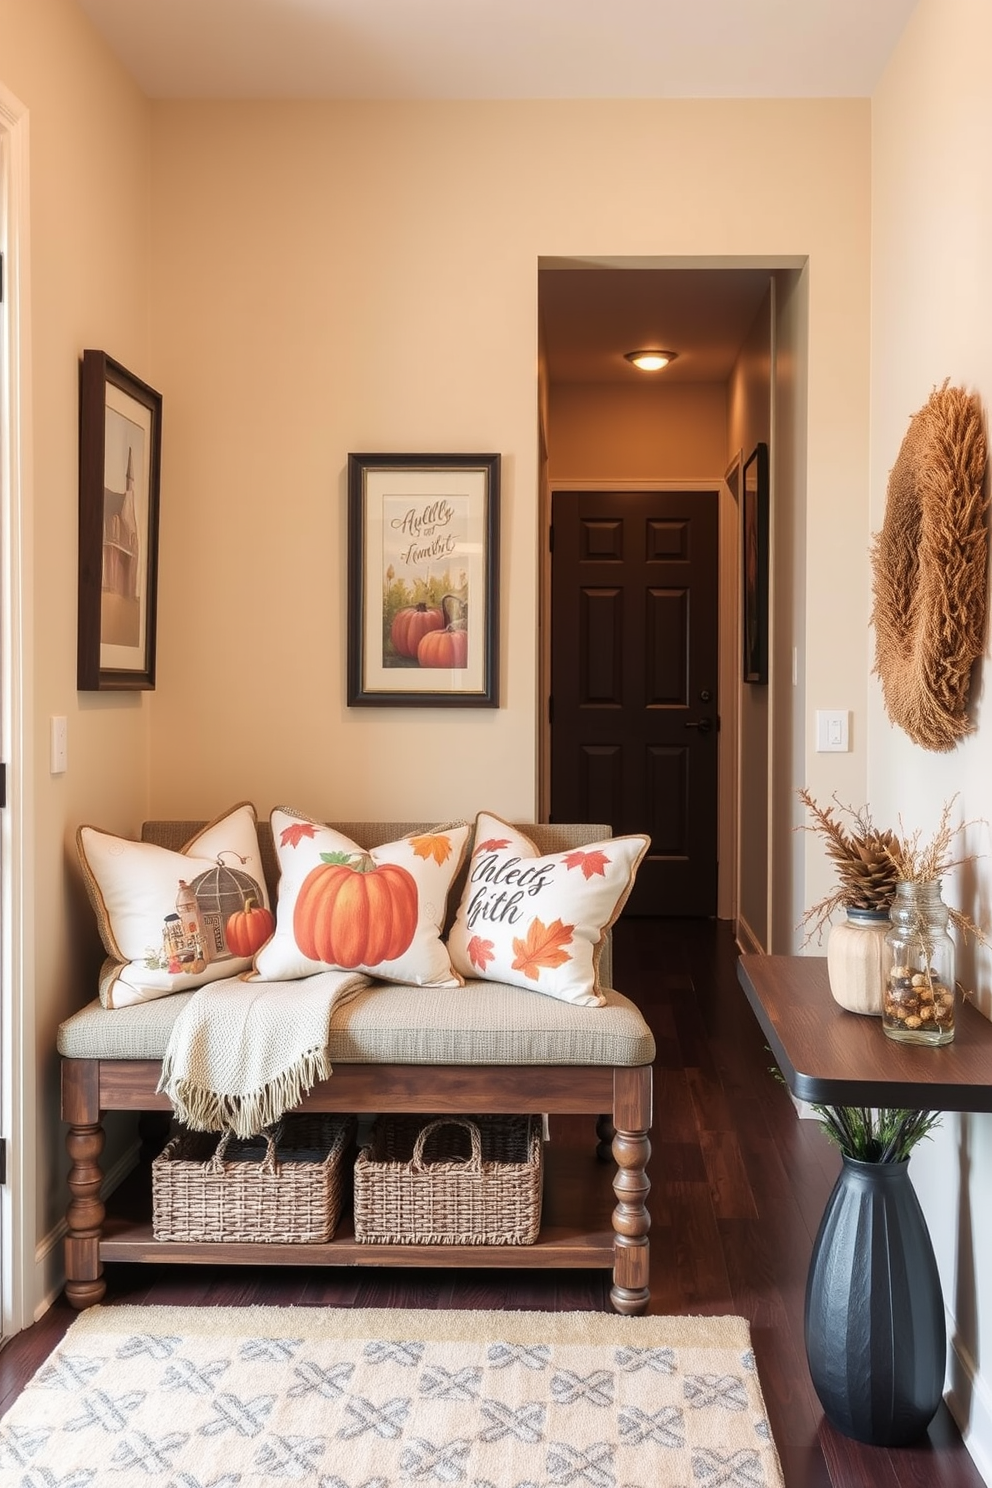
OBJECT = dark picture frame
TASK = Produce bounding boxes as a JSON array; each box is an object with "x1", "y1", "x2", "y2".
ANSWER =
[
  {"x1": 742, "y1": 441, "x2": 769, "y2": 685},
  {"x1": 347, "y1": 452, "x2": 500, "y2": 707},
  {"x1": 77, "y1": 350, "x2": 162, "y2": 690}
]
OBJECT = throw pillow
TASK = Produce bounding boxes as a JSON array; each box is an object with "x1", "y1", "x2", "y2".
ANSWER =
[
  {"x1": 447, "y1": 811, "x2": 649, "y2": 1006},
  {"x1": 77, "y1": 802, "x2": 272, "y2": 1009},
  {"x1": 252, "y1": 809, "x2": 471, "y2": 985}
]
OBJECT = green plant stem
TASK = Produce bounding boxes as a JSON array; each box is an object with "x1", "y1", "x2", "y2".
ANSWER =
[{"x1": 810, "y1": 1104, "x2": 942, "y2": 1162}]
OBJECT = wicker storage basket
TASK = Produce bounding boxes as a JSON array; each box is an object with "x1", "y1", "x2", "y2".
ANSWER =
[
  {"x1": 353, "y1": 1114, "x2": 543, "y2": 1245},
  {"x1": 152, "y1": 1113, "x2": 355, "y2": 1243}
]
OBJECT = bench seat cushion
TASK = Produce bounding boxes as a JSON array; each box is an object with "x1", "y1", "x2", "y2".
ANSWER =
[{"x1": 58, "y1": 979, "x2": 655, "y2": 1067}]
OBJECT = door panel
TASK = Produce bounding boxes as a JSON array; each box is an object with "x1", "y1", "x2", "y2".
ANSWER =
[{"x1": 550, "y1": 489, "x2": 720, "y2": 916}]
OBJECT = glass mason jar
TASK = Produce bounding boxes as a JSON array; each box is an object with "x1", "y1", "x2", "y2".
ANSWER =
[{"x1": 883, "y1": 880, "x2": 956, "y2": 1045}]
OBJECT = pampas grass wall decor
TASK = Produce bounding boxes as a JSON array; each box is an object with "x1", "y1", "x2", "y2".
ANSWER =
[{"x1": 870, "y1": 381, "x2": 988, "y2": 751}]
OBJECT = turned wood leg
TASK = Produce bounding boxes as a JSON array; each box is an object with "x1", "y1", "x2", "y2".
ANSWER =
[
  {"x1": 65, "y1": 1122, "x2": 106, "y2": 1309},
  {"x1": 596, "y1": 1114, "x2": 615, "y2": 1163},
  {"x1": 62, "y1": 1059, "x2": 106, "y2": 1310},
  {"x1": 610, "y1": 1065, "x2": 652, "y2": 1315}
]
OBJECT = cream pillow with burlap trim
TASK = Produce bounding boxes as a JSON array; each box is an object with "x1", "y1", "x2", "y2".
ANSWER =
[
  {"x1": 447, "y1": 811, "x2": 649, "y2": 1006},
  {"x1": 77, "y1": 802, "x2": 272, "y2": 1009},
  {"x1": 252, "y1": 808, "x2": 470, "y2": 986}
]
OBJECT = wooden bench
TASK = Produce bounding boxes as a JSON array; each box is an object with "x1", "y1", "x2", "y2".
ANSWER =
[{"x1": 59, "y1": 821, "x2": 655, "y2": 1314}]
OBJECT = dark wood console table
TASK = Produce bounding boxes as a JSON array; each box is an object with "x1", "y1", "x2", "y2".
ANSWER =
[
  {"x1": 738, "y1": 952, "x2": 992, "y2": 1447},
  {"x1": 737, "y1": 953, "x2": 992, "y2": 1112}
]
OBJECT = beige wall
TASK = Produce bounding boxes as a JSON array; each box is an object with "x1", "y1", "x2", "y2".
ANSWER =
[
  {"x1": 0, "y1": 9, "x2": 876, "y2": 1323},
  {"x1": 0, "y1": 0, "x2": 154, "y2": 1310},
  {"x1": 870, "y1": 0, "x2": 992, "y2": 1472},
  {"x1": 147, "y1": 98, "x2": 871, "y2": 846}
]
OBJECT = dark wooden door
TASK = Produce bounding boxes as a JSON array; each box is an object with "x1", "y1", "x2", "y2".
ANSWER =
[{"x1": 550, "y1": 489, "x2": 720, "y2": 916}]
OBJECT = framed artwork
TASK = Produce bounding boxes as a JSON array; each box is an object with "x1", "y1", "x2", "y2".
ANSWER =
[
  {"x1": 742, "y1": 441, "x2": 769, "y2": 685},
  {"x1": 347, "y1": 452, "x2": 500, "y2": 707},
  {"x1": 77, "y1": 350, "x2": 162, "y2": 690}
]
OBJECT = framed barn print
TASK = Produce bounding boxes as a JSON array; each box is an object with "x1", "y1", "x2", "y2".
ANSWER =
[
  {"x1": 347, "y1": 452, "x2": 500, "y2": 707},
  {"x1": 77, "y1": 350, "x2": 162, "y2": 690}
]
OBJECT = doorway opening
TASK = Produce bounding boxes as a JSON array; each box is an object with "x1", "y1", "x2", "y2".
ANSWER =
[{"x1": 538, "y1": 257, "x2": 807, "y2": 941}]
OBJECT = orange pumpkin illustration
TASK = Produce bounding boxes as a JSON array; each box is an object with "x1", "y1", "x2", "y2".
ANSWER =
[
  {"x1": 294, "y1": 855, "x2": 418, "y2": 967},
  {"x1": 417, "y1": 626, "x2": 468, "y2": 669},
  {"x1": 225, "y1": 897, "x2": 275, "y2": 957},
  {"x1": 391, "y1": 603, "x2": 444, "y2": 658}
]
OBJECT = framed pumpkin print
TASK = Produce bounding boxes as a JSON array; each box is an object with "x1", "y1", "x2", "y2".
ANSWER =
[
  {"x1": 77, "y1": 350, "x2": 162, "y2": 690},
  {"x1": 347, "y1": 452, "x2": 500, "y2": 707},
  {"x1": 742, "y1": 440, "x2": 769, "y2": 685}
]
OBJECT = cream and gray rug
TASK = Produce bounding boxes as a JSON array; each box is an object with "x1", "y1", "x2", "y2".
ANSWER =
[{"x1": 0, "y1": 1304, "x2": 784, "y2": 1487}]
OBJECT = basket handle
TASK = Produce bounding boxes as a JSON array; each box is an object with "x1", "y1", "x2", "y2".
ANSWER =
[
  {"x1": 411, "y1": 1117, "x2": 482, "y2": 1173},
  {"x1": 208, "y1": 1124, "x2": 282, "y2": 1176}
]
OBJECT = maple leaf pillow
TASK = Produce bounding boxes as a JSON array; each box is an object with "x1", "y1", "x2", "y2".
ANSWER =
[
  {"x1": 252, "y1": 809, "x2": 471, "y2": 986},
  {"x1": 447, "y1": 812, "x2": 649, "y2": 1006},
  {"x1": 77, "y1": 802, "x2": 272, "y2": 1009}
]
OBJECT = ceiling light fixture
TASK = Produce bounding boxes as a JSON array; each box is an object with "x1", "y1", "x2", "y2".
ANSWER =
[{"x1": 624, "y1": 349, "x2": 678, "y2": 372}]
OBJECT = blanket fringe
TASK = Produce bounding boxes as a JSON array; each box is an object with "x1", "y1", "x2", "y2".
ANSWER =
[{"x1": 158, "y1": 1045, "x2": 333, "y2": 1138}]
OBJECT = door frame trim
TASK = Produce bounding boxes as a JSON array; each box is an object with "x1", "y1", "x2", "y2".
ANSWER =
[
  {"x1": 541, "y1": 478, "x2": 738, "y2": 920},
  {"x1": 0, "y1": 81, "x2": 36, "y2": 1335}
]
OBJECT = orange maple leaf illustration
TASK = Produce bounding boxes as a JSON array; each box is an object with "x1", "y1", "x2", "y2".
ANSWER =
[
  {"x1": 511, "y1": 917, "x2": 574, "y2": 980},
  {"x1": 409, "y1": 833, "x2": 453, "y2": 867},
  {"x1": 280, "y1": 821, "x2": 319, "y2": 849},
  {"x1": 475, "y1": 837, "x2": 511, "y2": 854},
  {"x1": 563, "y1": 849, "x2": 611, "y2": 880},
  {"x1": 467, "y1": 935, "x2": 496, "y2": 972}
]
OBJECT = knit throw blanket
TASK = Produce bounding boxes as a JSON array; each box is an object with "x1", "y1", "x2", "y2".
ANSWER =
[{"x1": 157, "y1": 969, "x2": 370, "y2": 1137}]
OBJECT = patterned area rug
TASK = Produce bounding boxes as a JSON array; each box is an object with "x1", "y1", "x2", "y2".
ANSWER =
[{"x1": 0, "y1": 1304, "x2": 785, "y2": 1487}]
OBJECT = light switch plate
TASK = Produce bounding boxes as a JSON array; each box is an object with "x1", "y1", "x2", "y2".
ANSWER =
[
  {"x1": 51, "y1": 715, "x2": 67, "y2": 774},
  {"x1": 815, "y1": 710, "x2": 850, "y2": 752}
]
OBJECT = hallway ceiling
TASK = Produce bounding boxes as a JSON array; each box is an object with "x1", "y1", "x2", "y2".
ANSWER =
[
  {"x1": 540, "y1": 267, "x2": 774, "y2": 385},
  {"x1": 77, "y1": 0, "x2": 919, "y2": 101}
]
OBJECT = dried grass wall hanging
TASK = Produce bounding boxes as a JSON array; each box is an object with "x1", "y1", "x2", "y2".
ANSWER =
[{"x1": 870, "y1": 382, "x2": 989, "y2": 751}]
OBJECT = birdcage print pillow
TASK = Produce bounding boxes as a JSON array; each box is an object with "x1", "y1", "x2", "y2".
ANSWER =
[{"x1": 77, "y1": 801, "x2": 273, "y2": 1008}]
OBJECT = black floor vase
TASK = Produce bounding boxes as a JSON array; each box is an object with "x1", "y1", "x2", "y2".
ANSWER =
[{"x1": 804, "y1": 1154, "x2": 946, "y2": 1446}]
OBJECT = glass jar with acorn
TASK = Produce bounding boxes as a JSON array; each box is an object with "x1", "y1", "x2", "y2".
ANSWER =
[
  {"x1": 800, "y1": 791, "x2": 986, "y2": 1030},
  {"x1": 798, "y1": 789, "x2": 901, "y2": 1015}
]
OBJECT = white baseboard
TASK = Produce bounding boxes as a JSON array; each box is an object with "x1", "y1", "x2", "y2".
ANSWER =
[
  {"x1": 946, "y1": 1322, "x2": 992, "y2": 1486},
  {"x1": 735, "y1": 915, "x2": 764, "y2": 956},
  {"x1": 32, "y1": 1141, "x2": 140, "y2": 1322}
]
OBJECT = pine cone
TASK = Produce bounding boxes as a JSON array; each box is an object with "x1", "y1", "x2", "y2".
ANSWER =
[{"x1": 828, "y1": 829, "x2": 900, "y2": 912}]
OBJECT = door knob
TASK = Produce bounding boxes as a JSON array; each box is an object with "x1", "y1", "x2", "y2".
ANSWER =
[{"x1": 684, "y1": 717, "x2": 713, "y2": 735}]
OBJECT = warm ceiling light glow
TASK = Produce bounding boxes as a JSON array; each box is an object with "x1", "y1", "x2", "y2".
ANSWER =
[{"x1": 624, "y1": 349, "x2": 678, "y2": 371}]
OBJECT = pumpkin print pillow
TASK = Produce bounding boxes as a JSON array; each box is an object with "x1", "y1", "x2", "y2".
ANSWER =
[
  {"x1": 447, "y1": 812, "x2": 650, "y2": 1006},
  {"x1": 77, "y1": 802, "x2": 272, "y2": 1009},
  {"x1": 252, "y1": 809, "x2": 471, "y2": 986}
]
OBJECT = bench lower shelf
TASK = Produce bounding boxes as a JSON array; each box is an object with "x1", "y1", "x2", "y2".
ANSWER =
[
  {"x1": 100, "y1": 1226, "x2": 617, "y2": 1270},
  {"x1": 62, "y1": 1058, "x2": 653, "y2": 1314},
  {"x1": 102, "y1": 1142, "x2": 617, "y2": 1267}
]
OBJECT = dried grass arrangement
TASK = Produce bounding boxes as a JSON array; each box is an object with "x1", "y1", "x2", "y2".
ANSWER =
[
  {"x1": 798, "y1": 789, "x2": 986, "y2": 947},
  {"x1": 797, "y1": 788, "x2": 901, "y2": 943}
]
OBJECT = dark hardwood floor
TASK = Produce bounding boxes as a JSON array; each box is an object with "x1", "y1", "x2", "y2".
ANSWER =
[{"x1": 1, "y1": 917, "x2": 985, "y2": 1487}]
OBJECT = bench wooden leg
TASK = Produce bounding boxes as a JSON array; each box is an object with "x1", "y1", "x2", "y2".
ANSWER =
[
  {"x1": 62, "y1": 1060, "x2": 106, "y2": 1310},
  {"x1": 610, "y1": 1065, "x2": 652, "y2": 1315}
]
